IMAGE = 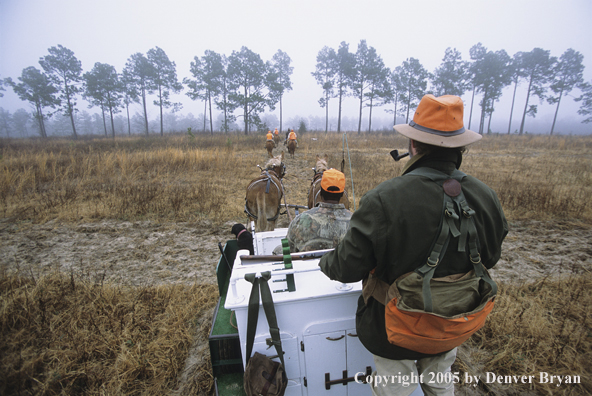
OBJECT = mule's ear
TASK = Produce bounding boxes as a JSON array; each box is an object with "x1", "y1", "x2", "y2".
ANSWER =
[
  {"x1": 316, "y1": 154, "x2": 319, "y2": 161},
  {"x1": 281, "y1": 152, "x2": 285, "y2": 161}
]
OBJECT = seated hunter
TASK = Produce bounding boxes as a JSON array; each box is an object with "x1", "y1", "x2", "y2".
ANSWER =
[{"x1": 286, "y1": 168, "x2": 352, "y2": 252}]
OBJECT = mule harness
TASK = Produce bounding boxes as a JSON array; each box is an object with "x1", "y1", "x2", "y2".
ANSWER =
[{"x1": 244, "y1": 168, "x2": 283, "y2": 222}]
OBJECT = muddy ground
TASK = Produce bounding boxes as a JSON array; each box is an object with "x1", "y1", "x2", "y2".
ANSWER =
[
  {"x1": 2, "y1": 218, "x2": 590, "y2": 287},
  {"x1": 1, "y1": 218, "x2": 591, "y2": 395}
]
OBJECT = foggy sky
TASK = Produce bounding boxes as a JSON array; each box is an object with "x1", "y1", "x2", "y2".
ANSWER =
[{"x1": 1, "y1": 0, "x2": 591, "y2": 134}]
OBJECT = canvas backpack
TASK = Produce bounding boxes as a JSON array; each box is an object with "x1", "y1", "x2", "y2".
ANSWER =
[{"x1": 362, "y1": 168, "x2": 497, "y2": 355}]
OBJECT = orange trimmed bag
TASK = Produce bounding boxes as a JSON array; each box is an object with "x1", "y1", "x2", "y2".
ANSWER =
[{"x1": 363, "y1": 168, "x2": 497, "y2": 354}]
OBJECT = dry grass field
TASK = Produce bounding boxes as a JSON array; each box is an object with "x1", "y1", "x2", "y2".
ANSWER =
[{"x1": 1, "y1": 132, "x2": 591, "y2": 395}]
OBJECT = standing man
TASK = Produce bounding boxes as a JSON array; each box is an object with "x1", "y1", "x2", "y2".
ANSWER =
[
  {"x1": 287, "y1": 168, "x2": 352, "y2": 252},
  {"x1": 319, "y1": 95, "x2": 508, "y2": 395}
]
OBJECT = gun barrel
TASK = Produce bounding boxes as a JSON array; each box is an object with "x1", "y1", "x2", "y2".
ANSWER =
[{"x1": 240, "y1": 249, "x2": 333, "y2": 262}]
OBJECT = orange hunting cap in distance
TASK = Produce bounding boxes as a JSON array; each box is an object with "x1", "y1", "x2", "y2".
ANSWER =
[
  {"x1": 321, "y1": 168, "x2": 345, "y2": 193},
  {"x1": 394, "y1": 94, "x2": 481, "y2": 148}
]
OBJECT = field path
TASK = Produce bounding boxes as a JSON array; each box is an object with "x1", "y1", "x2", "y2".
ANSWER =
[{"x1": 1, "y1": 219, "x2": 590, "y2": 287}]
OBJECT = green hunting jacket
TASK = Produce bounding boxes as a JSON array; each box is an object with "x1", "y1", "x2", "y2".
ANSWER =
[{"x1": 319, "y1": 150, "x2": 508, "y2": 361}]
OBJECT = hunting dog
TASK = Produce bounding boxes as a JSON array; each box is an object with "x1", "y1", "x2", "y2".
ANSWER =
[{"x1": 231, "y1": 223, "x2": 254, "y2": 255}]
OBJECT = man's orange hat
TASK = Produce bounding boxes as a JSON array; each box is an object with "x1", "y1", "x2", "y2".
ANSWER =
[
  {"x1": 394, "y1": 95, "x2": 481, "y2": 148},
  {"x1": 321, "y1": 168, "x2": 345, "y2": 193}
]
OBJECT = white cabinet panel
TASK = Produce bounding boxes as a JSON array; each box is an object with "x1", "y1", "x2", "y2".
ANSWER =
[
  {"x1": 303, "y1": 331, "x2": 348, "y2": 396},
  {"x1": 345, "y1": 330, "x2": 373, "y2": 396}
]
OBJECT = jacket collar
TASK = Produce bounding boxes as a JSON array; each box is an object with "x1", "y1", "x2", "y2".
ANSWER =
[{"x1": 402, "y1": 149, "x2": 462, "y2": 176}]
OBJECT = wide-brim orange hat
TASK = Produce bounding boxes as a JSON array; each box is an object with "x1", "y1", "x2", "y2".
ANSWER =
[
  {"x1": 393, "y1": 94, "x2": 481, "y2": 148},
  {"x1": 321, "y1": 168, "x2": 345, "y2": 193}
]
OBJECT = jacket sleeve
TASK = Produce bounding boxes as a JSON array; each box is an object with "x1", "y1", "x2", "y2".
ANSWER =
[{"x1": 319, "y1": 192, "x2": 380, "y2": 283}]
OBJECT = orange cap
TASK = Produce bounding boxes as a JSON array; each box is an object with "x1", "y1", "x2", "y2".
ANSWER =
[{"x1": 321, "y1": 168, "x2": 345, "y2": 193}]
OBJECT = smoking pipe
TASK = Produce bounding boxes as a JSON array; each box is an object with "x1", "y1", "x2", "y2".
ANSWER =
[{"x1": 390, "y1": 149, "x2": 410, "y2": 161}]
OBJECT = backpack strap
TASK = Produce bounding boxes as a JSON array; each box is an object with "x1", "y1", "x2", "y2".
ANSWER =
[
  {"x1": 407, "y1": 167, "x2": 497, "y2": 312},
  {"x1": 244, "y1": 272, "x2": 287, "y2": 373}
]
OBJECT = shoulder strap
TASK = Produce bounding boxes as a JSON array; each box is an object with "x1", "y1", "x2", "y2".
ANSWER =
[
  {"x1": 364, "y1": 167, "x2": 497, "y2": 309},
  {"x1": 409, "y1": 167, "x2": 497, "y2": 312},
  {"x1": 244, "y1": 272, "x2": 287, "y2": 372}
]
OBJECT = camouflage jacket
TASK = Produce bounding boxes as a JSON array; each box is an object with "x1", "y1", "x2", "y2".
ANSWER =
[{"x1": 287, "y1": 202, "x2": 352, "y2": 252}]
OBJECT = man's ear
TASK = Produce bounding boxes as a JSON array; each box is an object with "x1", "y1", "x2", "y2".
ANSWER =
[{"x1": 409, "y1": 139, "x2": 418, "y2": 157}]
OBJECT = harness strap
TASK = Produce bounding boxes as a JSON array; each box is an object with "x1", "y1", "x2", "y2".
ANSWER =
[
  {"x1": 264, "y1": 170, "x2": 271, "y2": 193},
  {"x1": 245, "y1": 170, "x2": 283, "y2": 221}
]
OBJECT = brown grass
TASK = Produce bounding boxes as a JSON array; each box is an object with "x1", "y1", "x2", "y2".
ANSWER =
[
  {"x1": 1, "y1": 132, "x2": 591, "y2": 225},
  {"x1": 0, "y1": 269, "x2": 217, "y2": 395},
  {"x1": 1, "y1": 132, "x2": 591, "y2": 395},
  {"x1": 455, "y1": 269, "x2": 592, "y2": 395}
]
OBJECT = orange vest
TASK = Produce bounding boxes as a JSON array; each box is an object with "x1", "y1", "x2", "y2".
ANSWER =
[
  {"x1": 288, "y1": 132, "x2": 297, "y2": 140},
  {"x1": 266, "y1": 132, "x2": 273, "y2": 140}
]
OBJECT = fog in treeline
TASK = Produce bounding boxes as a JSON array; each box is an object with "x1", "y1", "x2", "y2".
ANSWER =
[{"x1": 1, "y1": 41, "x2": 591, "y2": 139}]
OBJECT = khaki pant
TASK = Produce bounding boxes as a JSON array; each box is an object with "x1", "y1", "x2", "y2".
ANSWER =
[{"x1": 370, "y1": 348, "x2": 457, "y2": 396}]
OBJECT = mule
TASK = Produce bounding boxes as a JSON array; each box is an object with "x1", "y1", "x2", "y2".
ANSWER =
[
  {"x1": 307, "y1": 154, "x2": 350, "y2": 210},
  {"x1": 265, "y1": 140, "x2": 275, "y2": 157},
  {"x1": 245, "y1": 152, "x2": 286, "y2": 232},
  {"x1": 287, "y1": 139, "x2": 297, "y2": 158},
  {"x1": 273, "y1": 133, "x2": 281, "y2": 147}
]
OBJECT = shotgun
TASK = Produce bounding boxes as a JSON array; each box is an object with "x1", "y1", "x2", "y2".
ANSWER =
[{"x1": 240, "y1": 249, "x2": 334, "y2": 262}]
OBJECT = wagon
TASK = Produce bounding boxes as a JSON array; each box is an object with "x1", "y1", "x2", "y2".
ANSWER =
[{"x1": 209, "y1": 228, "x2": 423, "y2": 396}]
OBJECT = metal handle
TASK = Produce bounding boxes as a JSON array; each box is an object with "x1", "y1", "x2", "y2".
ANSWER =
[
  {"x1": 325, "y1": 366, "x2": 372, "y2": 389},
  {"x1": 326, "y1": 335, "x2": 345, "y2": 341}
]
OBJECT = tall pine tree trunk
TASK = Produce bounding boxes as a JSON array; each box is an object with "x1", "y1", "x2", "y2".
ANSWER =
[
  {"x1": 65, "y1": 84, "x2": 78, "y2": 138},
  {"x1": 208, "y1": 91, "x2": 214, "y2": 135},
  {"x1": 405, "y1": 86, "x2": 412, "y2": 123},
  {"x1": 36, "y1": 104, "x2": 47, "y2": 138},
  {"x1": 203, "y1": 97, "x2": 207, "y2": 133},
  {"x1": 324, "y1": 90, "x2": 329, "y2": 133},
  {"x1": 101, "y1": 104, "x2": 108, "y2": 137},
  {"x1": 279, "y1": 94, "x2": 283, "y2": 134},
  {"x1": 519, "y1": 76, "x2": 534, "y2": 135},
  {"x1": 368, "y1": 96, "x2": 374, "y2": 132},
  {"x1": 243, "y1": 86, "x2": 249, "y2": 135},
  {"x1": 507, "y1": 79, "x2": 518, "y2": 134},
  {"x1": 159, "y1": 86, "x2": 164, "y2": 136},
  {"x1": 142, "y1": 88, "x2": 149, "y2": 136},
  {"x1": 109, "y1": 105, "x2": 116, "y2": 139},
  {"x1": 468, "y1": 85, "x2": 476, "y2": 130},
  {"x1": 357, "y1": 93, "x2": 363, "y2": 134},
  {"x1": 550, "y1": 88, "x2": 564, "y2": 135},
  {"x1": 478, "y1": 88, "x2": 488, "y2": 135},
  {"x1": 126, "y1": 103, "x2": 131, "y2": 135},
  {"x1": 337, "y1": 87, "x2": 343, "y2": 133}
]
